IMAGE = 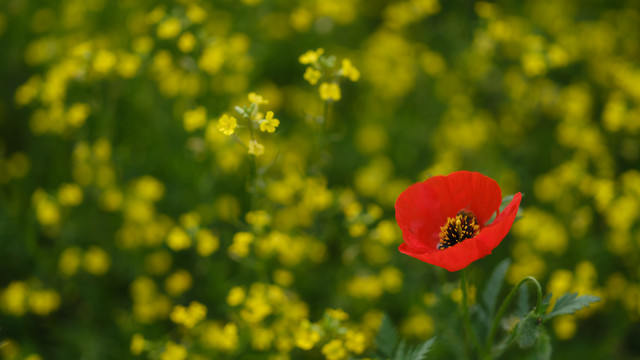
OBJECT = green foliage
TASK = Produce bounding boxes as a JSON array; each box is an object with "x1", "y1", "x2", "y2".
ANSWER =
[
  {"x1": 482, "y1": 259, "x2": 511, "y2": 318},
  {"x1": 542, "y1": 293, "x2": 601, "y2": 322},
  {"x1": 374, "y1": 315, "x2": 435, "y2": 360}
]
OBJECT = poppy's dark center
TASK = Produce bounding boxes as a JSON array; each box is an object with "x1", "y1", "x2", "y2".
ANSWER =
[{"x1": 438, "y1": 210, "x2": 480, "y2": 250}]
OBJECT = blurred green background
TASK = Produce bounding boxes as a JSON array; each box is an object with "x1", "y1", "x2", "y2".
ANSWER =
[{"x1": 1, "y1": 0, "x2": 640, "y2": 359}]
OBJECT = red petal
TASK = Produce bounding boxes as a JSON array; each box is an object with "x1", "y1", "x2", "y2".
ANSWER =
[
  {"x1": 398, "y1": 192, "x2": 522, "y2": 271},
  {"x1": 395, "y1": 171, "x2": 503, "y2": 251}
]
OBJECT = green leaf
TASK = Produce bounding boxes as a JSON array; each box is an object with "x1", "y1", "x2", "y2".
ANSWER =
[
  {"x1": 482, "y1": 259, "x2": 511, "y2": 317},
  {"x1": 405, "y1": 337, "x2": 436, "y2": 360},
  {"x1": 394, "y1": 339, "x2": 407, "y2": 360},
  {"x1": 532, "y1": 330, "x2": 552, "y2": 360},
  {"x1": 515, "y1": 312, "x2": 541, "y2": 349},
  {"x1": 542, "y1": 293, "x2": 601, "y2": 321},
  {"x1": 376, "y1": 314, "x2": 399, "y2": 358},
  {"x1": 517, "y1": 283, "x2": 530, "y2": 317}
]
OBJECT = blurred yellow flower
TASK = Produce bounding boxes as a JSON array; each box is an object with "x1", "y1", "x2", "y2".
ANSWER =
[
  {"x1": 160, "y1": 341, "x2": 187, "y2": 360},
  {"x1": 248, "y1": 92, "x2": 269, "y2": 105},
  {"x1": 340, "y1": 59, "x2": 360, "y2": 81},
  {"x1": 130, "y1": 334, "x2": 145, "y2": 355},
  {"x1": 299, "y1": 48, "x2": 324, "y2": 64},
  {"x1": 83, "y1": 246, "x2": 111, "y2": 276},
  {"x1": 322, "y1": 339, "x2": 347, "y2": 360},
  {"x1": 319, "y1": 82, "x2": 341, "y2": 101},
  {"x1": 178, "y1": 32, "x2": 196, "y2": 53},
  {"x1": 157, "y1": 18, "x2": 182, "y2": 39},
  {"x1": 227, "y1": 286, "x2": 246, "y2": 306},
  {"x1": 248, "y1": 140, "x2": 265, "y2": 156},
  {"x1": 303, "y1": 67, "x2": 322, "y2": 85},
  {"x1": 165, "y1": 270, "x2": 193, "y2": 296},
  {"x1": 183, "y1": 106, "x2": 207, "y2": 132}
]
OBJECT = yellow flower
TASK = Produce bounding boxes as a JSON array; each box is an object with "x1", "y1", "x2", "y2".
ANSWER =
[
  {"x1": 130, "y1": 334, "x2": 145, "y2": 355},
  {"x1": 227, "y1": 286, "x2": 246, "y2": 306},
  {"x1": 159, "y1": 341, "x2": 187, "y2": 360},
  {"x1": 157, "y1": 18, "x2": 182, "y2": 39},
  {"x1": 218, "y1": 114, "x2": 237, "y2": 136},
  {"x1": 83, "y1": 246, "x2": 111, "y2": 276},
  {"x1": 344, "y1": 330, "x2": 366, "y2": 354},
  {"x1": 248, "y1": 92, "x2": 269, "y2": 105},
  {"x1": 321, "y1": 339, "x2": 347, "y2": 360},
  {"x1": 183, "y1": 106, "x2": 207, "y2": 132},
  {"x1": 248, "y1": 140, "x2": 265, "y2": 156},
  {"x1": 299, "y1": 48, "x2": 324, "y2": 64},
  {"x1": 178, "y1": 32, "x2": 196, "y2": 53},
  {"x1": 259, "y1": 111, "x2": 280, "y2": 133},
  {"x1": 303, "y1": 67, "x2": 322, "y2": 85},
  {"x1": 340, "y1": 59, "x2": 360, "y2": 81},
  {"x1": 166, "y1": 226, "x2": 192, "y2": 251},
  {"x1": 58, "y1": 183, "x2": 83, "y2": 206},
  {"x1": 165, "y1": 269, "x2": 193, "y2": 296},
  {"x1": 196, "y1": 229, "x2": 219, "y2": 257},
  {"x1": 319, "y1": 82, "x2": 341, "y2": 101}
]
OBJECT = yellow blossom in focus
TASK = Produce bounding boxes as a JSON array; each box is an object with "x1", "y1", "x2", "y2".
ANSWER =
[
  {"x1": 248, "y1": 140, "x2": 265, "y2": 156},
  {"x1": 58, "y1": 246, "x2": 82, "y2": 277},
  {"x1": 130, "y1": 334, "x2": 145, "y2": 355},
  {"x1": 157, "y1": 18, "x2": 182, "y2": 39},
  {"x1": 319, "y1": 82, "x2": 341, "y2": 101},
  {"x1": 178, "y1": 32, "x2": 196, "y2": 53},
  {"x1": 303, "y1": 67, "x2": 322, "y2": 85},
  {"x1": 299, "y1": 48, "x2": 324, "y2": 64},
  {"x1": 217, "y1": 114, "x2": 237, "y2": 135},
  {"x1": 58, "y1": 183, "x2": 83, "y2": 206},
  {"x1": 259, "y1": 111, "x2": 280, "y2": 133},
  {"x1": 165, "y1": 270, "x2": 193, "y2": 296},
  {"x1": 322, "y1": 339, "x2": 347, "y2": 360},
  {"x1": 341, "y1": 59, "x2": 360, "y2": 81},
  {"x1": 248, "y1": 92, "x2": 269, "y2": 105},
  {"x1": 160, "y1": 341, "x2": 187, "y2": 360},
  {"x1": 183, "y1": 106, "x2": 207, "y2": 132},
  {"x1": 83, "y1": 246, "x2": 111, "y2": 275}
]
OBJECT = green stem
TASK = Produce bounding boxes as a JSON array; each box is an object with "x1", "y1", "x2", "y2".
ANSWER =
[
  {"x1": 461, "y1": 269, "x2": 487, "y2": 360},
  {"x1": 485, "y1": 276, "x2": 543, "y2": 356}
]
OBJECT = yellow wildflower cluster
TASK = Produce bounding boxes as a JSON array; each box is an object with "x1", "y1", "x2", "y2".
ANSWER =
[{"x1": 299, "y1": 48, "x2": 360, "y2": 103}]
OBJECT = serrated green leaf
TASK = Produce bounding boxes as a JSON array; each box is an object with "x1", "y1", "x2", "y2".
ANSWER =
[
  {"x1": 516, "y1": 313, "x2": 541, "y2": 349},
  {"x1": 394, "y1": 339, "x2": 407, "y2": 360},
  {"x1": 543, "y1": 293, "x2": 601, "y2": 321},
  {"x1": 483, "y1": 259, "x2": 511, "y2": 317},
  {"x1": 405, "y1": 337, "x2": 436, "y2": 360},
  {"x1": 376, "y1": 314, "x2": 399, "y2": 358}
]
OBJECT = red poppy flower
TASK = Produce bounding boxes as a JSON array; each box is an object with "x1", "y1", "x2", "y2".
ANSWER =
[{"x1": 395, "y1": 171, "x2": 522, "y2": 272}]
